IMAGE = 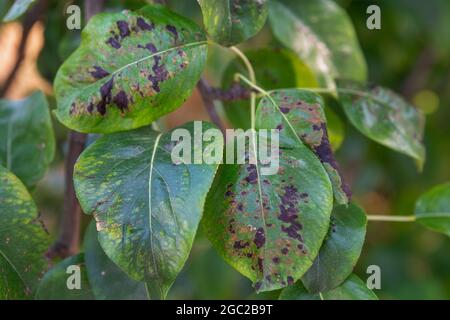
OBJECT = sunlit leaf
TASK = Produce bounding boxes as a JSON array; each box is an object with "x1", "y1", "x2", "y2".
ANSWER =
[
  {"x1": 302, "y1": 203, "x2": 367, "y2": 293},
  {"x1": 74, "y1": 122, "x2": 220, "y2": 299},
  {"x1": 198, "y1": 0, "x2": 268, "y2": 46},
  {"x1": 337, "y1": 80, "x2": 426, "y2": 169},
  {"x1": 0, "y1": 91, "x2": 55, "y2": 188},
  {"x1": 279, "y1": 274, "x2": 377, "y2": 300},
  {"x1": 415, "y1": 183, "x2": 450, "y2": 237},
  {"x1": 54, "y1": 5, "x2": 207, "y2": 133},
  {"x1": 268, "y1": 0, "x2": 367, "y2": 90},
  {"x1": 0, "y1": 165, "x2": 50, "y2": 299}
]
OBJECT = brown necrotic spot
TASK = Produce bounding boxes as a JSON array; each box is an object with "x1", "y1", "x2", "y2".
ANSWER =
[
  {"x1": 90, "y1": 66, "x2": 110, "y2": 79},
  {"x1": 138, "y1": 42, "x2": 157, "y2": 53},
  {"x1": 137, "y1": 17, "x2": 154, "y2": 31},
  {"x1": 97, "y1": 78, "x2": 114, "y2": 115},
  {"x1": 106, "y1": 37, "x2": 121, "y2": 49},
  {"x1": 113, "y1": 91, "x2": 129, "y2": 112},
  {"x1": 233, "y1": 240, "x2": 249, "y2": 250},
  {"x1": 117, "y1": 20, "x2": 130, "y2": 38},
  {"x1": 253, "y1": 227, "x2": 265, "y2": 249},
  {"x1": 166, "y1": 24, "x2": 178, "y2": 39}
]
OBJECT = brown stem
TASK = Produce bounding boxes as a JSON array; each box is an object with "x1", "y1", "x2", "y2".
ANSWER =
[
  {"x1": 47, "y1": 0, "x2": 104, "y2": 259},
  {"x1": 0, "y1": 0, "x2": 48, "y2": 97},
  {"x1": 197, "y1": 78, "x2": 225, "y2": 133}
]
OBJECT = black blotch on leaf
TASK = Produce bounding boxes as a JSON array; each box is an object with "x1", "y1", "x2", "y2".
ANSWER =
[
  {"x1": 97, "y1": 78, "x2": 114, "y2": 115},
  {"x1": 117, "y1": 20, "x2": 130, "y2": 38},
  {"x1": 137, "y1": 17, "x2": 154, "y2": 31},
  {"x1": 166, "y1": 24, "x2": 178, "y2": 40},
  {"x1": 106, "y1": 37, "x2": 121, "y2": 49},
  {"x1": 254, "y1": 227, "x2": 265, "y2": 249},
  {"x1": 90, "y1": 66, "x2": 110, "y2": 79},
  {"x1": 113, "y1": 91, "x2": 129, "y2": 112}
]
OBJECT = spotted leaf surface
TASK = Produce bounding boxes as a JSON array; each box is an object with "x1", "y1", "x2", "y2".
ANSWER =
[
  {"x1": 268, "y1": 0, "x2": 367, "y2": 90},
  {"x1": 338, "y1": 80, "x2": 426, "y2": 169},
  {"x1": 83, "y1": 222, "x2": 148, "y2": 300},
  {"x1": 415, "y1": 183, "x2": 450, "y2": 237},
  {"x1": 256, "y1": 89, "x2": 350, "y2": 205},
  {"x1": 0, "y1": 91, "x2": 55, "y2": 188},
  {"x1": 203, "y1": 135, "x2": 333, "y2": 292},
  {"x1": 54, "y1": 5, "x2": 207, "y2": 133},
  {"x1": 35, "y1": 254, "x2": 94, "y2": 300},
  {"x1": 0, "y1": 166, "x2": 50, "y2": 299},
  {"x1": 302, "y1": 203, "x2": 367, "y2": 293},
  {"x1": 198, "y1": 0, "x2": 268, "y2": 46},
  {"x1": 279, "y1": 274, "x2": 378, "y2": 300},
  {"x1": 222, "y1": 48, "x2": 317, "y2": 129},
  {"x1": 74, "y1": 122, "x2": 221, "y2": 299}
]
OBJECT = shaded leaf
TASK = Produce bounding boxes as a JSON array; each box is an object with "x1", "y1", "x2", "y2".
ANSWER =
[
  {"x1": 0, "y1": 91, "x2": 55, "y2": 188},
  {"x1": 256, "y1": 89, "x2": 350, "y2": 205},
  {"x1": 337, "y1": 80, "x2": 426, "y2": 169},
  {"x1": 83, "y1": 221, "x2": 149, "y2": 300},
  {"x1": 302, "y1": 203, "x2": 367, "y2": 293},
  {"x1": 198, "y1": 0, "x2": 268, "y2": 46},
  {"x1": 3, "y1": 0, "x2": 34, "y2": 22},
  {"x1": 0, "y1": 165, "x2": 50, "y2": 299},
  {"x1": 279, "y1": 274, "x2": 377, "y2": 300},
  {"x1": 415, "y1": 183, "x2": 450, "y2": 237},
  {"x1": 74, "y1": 122, "x2": 221, "y2": 299},
  {"x1": 54, "y1": 5, "x2": 207, "y2": 133},
  {"x1": 35, "y1": 254, "x2": 94, "y2": 300},
  {"x1": 268, "y1": 0, "x2": 367, "y2": 89},
  {"x1": 222, "y1": 48, "x2": 317, "y2": 129},
  {"x1": 203, "y1": 128, "x2": 333, "y2": 292}
]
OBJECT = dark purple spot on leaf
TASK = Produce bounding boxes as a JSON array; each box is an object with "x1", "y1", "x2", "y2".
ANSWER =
[
  {"x1": 137, "y1": 17, "x2": 154, "y2": 31},
  {"x1": 90, "y1": 66, "x2": 110, "y2": 79},
  {"x1": 106, "y1": 37, "x2": 121, "y2": 49},
  {"x1": 117, "y1": 20, "x2": 130, "y2": 38},
  {"x1": 254, "y1": 227, "x2": 265, "y2": 249},
  {"x1": 113, "y1": 91, "x2": 129, "y2": 112}
]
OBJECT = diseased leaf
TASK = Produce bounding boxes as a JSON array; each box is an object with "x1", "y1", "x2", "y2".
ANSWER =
[
  {"x1": 54, "y1": 5, "x2": 207, "y2": 133},
  {"x1": 74, "y1": 122, "x2": 221, "y2": 299},
  {"x1": 0, "y1": 165, "x2": 50, "y2": 299},
  {"x1": 3, "y1": 0, "x2": 34, "y2": 22},
  {"x1": 279, "y1": 274, "x2": 377, "y2": 300},
  {"x1": 268, "y1": 0, "x2": 367, "y2": 90},
  {"x1": 198, "y1": 0, "x2": 268, "y2": 46},
  {"x1": 0, "y1": 91, "x2": 55, "y2": 188},
  {"x1": 83, "y1": 221, "x2": 149, "y2": 300},
  {"x1": 35, "y1": 254, "x2": 94, "y2": 300},
  {"x1": 302, "y1": 203, "x2": 367, "y2": 293},
  {"x1": 203, "y1": 128, "x2": 333, "y2": 292},
  {"x1": 415, "y1": 183, "x2": 450, "y2": 237},
  {"x1": 256, "y1": 89, "x2": 351, "y2": 205},
  {"x1": 337, "y1": 80, "x2": 426, "y2": 169},
  {"x1": 222, "y1": 48, "x2": 317, "y2": 129}
]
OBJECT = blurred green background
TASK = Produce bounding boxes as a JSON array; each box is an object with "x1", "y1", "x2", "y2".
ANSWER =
[{"x1": 2, "y1": 0, "x2": 448, "y2": 299}]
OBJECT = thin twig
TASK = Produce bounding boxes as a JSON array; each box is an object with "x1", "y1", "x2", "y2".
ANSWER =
[
  {"x1": 0, "y1": 0, "x2": 48, "y2": 97},
  {"x1": 47, "y1": 0, "x2": 105, "y2": 259},
  {"x1": 197, "y1": 78, "x2": 225, "y2": 133}
]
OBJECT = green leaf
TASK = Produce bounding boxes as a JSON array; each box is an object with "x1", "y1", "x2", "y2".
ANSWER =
[
  {"x1": 222, "y1": 48, "x2": 318, "y2": 129},
  {"x1": 302, "y1": 203, "x2": 367, "y2": 293},
  {"x1": 198, "y1": 0, "x2": 268, "y2": 46},
  {"x1": 337, "y1": 80, "x2": 426, "y2": 169},
  {"x1": 0, "y1": 165, "x2": 50, "y2": 299},
  {"x1": 3, "y1": 0, "x2": 34, "y2": 22},
  {"x1": 324, "y1": 106, "x2": 344, "y2": 151},
  {"x1": 203, "y1": 129, "x2": 333, "y2": 292},
  {"x1": 415, "y1": 183, "x2": 450, "y2": 237},
  {"x1": 83, "y1": 221, "x2": 149, "y2": 300},
  {"x1": 268, "y1": 0, "x2": 367, "y2": 90},
  {"x1": 0, "y1": 91, "x2": 55, "y2": 188},
  {"x1": 54, "y1": 5, "x2": 207, "y2": 133},
  {"x1": 74, "y1": 121, "x2": 221, "y2": 299},
  {"x1": 35, "y1": 254, "x2": 94, "y2": 300},
  {"x1": 256, "y1": 89, "x2": 350, "y2": 205},
  {"x1": 279, "y1": 274, "x2": 378, "y2": 300}
]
